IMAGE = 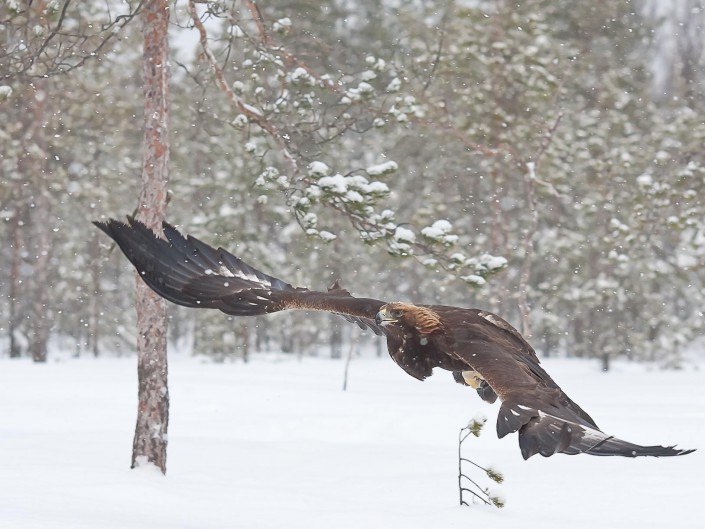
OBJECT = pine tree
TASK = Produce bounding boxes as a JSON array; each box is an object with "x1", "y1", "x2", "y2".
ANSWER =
[{"x1": 131, "y1": 0, "x2": 170, "y2": 473}]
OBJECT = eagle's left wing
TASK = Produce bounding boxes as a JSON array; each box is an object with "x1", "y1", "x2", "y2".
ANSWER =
[{"x1": 94, "y1": 217, "x2": 387, "y2": 332}]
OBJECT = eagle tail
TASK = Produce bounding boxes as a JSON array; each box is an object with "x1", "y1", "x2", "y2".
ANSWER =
[
  {"x1": 497, "y1": 401, "x2": 695, "y2": 460},
  {"x1": 519, "y1": 416, "x2": 695, "y2": 459},
  {"x1": 93, "y1": 217, "x2": 297, "y2": 315}
]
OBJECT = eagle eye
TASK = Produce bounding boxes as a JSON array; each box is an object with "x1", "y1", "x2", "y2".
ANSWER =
[{"x1": 390, "y1": 308, "x2": 404, "y2": 319}]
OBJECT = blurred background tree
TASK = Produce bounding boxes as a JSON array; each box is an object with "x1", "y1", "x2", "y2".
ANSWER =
[{"x1": 1, "y1": 0, "x2": 703, "y2": 368}]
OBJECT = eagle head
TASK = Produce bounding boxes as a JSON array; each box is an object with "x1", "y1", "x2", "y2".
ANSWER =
[{"x1": 375, "y1": 303, "x2": 442, "y2": 334}]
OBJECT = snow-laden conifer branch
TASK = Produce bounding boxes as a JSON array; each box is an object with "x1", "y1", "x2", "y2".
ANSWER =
[
  {"x1": 185, "y1": 1, "x2": 508, "y2": 287},
  {"x1": 186, "y1": 0, "x2": 298, "y2": 175}
]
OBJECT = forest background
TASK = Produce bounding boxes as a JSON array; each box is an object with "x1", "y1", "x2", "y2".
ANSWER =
[{"x1": 1, "y1": 0, "x2": 704, "y2": 369}]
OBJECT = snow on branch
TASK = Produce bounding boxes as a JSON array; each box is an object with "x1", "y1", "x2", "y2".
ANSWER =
[{"x1": 185, "y1": 1, "x2": 508, "y2": 285}]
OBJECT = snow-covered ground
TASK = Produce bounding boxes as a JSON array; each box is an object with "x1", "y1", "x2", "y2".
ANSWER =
[{"x1": 0, "y1": 353, "x2": 702, "y2": 529}]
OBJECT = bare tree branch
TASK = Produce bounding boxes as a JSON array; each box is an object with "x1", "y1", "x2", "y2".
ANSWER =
[{"x1": 187, "y1": 0, "x2": 299, "y2": 175}]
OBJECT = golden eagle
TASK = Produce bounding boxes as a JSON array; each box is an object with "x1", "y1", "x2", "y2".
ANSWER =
[{"x1": 95, "y1": 217, "x2": 694, "y2": 460}]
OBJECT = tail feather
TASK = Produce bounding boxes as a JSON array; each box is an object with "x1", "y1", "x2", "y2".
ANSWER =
[
  {"x1": 517, "y1": 410, "x2": 695, "y2": 459},
  {"x1": 93, "y1": 217, "x2": 297, "y2": 314},
  {"x1": 497, "y1": 401, "x2": 694, "y2": 459}
]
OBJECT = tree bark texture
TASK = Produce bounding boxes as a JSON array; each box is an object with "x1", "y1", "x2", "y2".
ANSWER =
[{"x1": 131, "y1": 0, "x2": 171, "y2": 474}]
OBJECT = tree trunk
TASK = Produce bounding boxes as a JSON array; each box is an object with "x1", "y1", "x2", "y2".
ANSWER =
[
  {"x1": 29, "y1": 188, "x2": 51, "y2": 363},
  {"x1": 517, "y1": 162, "x2": 538, "y2": 341},
  {"x1": 88, "y1": 232, "x2": 101, "y2": 357},
  {"x1": 600, "y1": 353, "x2": 610, "y2": 372},
  {"x1": 237, "y1": 321, "x2": 250, "y2": 362},
  {"x1": 21, "y1": 83, "x2": 51, "y2": 363},
  {"x1": 255, "y1": 317, "x2": 269, "y2": 352},
  {"x1": 329, "y1": 314, "x2": 342, "y2": 359},
  {"x1": 8, "y1": 207, "x2": 23, "y2": 358},
  {"x1": 131, "y1": 0, "x2": 171, "y2": 474}
]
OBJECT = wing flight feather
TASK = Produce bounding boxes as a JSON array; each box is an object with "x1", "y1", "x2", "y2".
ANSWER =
[{"x1": 94, "y1": 217, "x2": 388, "y2": 330}]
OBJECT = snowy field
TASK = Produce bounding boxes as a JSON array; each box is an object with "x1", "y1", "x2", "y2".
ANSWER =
[{"x1": 1, "y1": 352, "x2": 702, "y2": 529}]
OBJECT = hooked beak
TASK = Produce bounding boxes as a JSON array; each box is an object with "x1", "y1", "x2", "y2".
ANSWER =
[{"x1": 375, "y1": 306, "x2": 394, "y2": 326}]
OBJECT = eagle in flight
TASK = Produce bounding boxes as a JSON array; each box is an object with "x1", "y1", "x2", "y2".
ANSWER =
[{"x1": 95, "y1": 217, "x2": 694, "y2": 460}]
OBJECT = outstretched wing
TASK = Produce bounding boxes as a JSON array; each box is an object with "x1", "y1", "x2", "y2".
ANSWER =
[
  {"x1": 435, "y1": 307, "x2": 693, "y2": 459},
  {"x1": 94, "y1": 217, "x2": 387, "y2": 333}
]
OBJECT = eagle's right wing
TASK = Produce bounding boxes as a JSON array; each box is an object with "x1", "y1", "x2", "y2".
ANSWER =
[
  {"x1": 438, "y1": 307, "x2": 693, "y2": 459},
  {"x1": 94, "y1": 217, "x2": 387, "y2": 333}
]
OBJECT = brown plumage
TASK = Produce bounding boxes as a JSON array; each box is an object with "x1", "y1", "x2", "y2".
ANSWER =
[{"x1": 94, "y1": 217, "x2": 695, "y2": 460}]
